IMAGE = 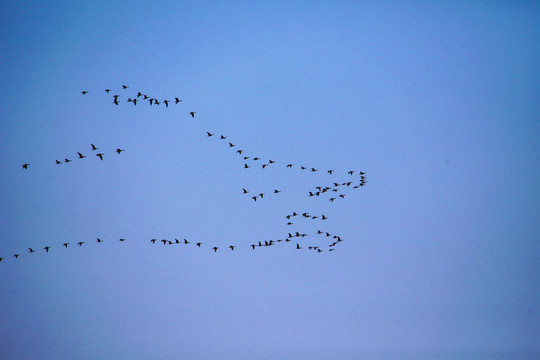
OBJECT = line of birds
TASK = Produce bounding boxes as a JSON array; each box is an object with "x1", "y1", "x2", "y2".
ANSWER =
[
  {"x1": 21, "y1": 144, "x2": 124, "y2": 169},
  {"x1": 1, "y1": 228, "x2": 344, "y2": 262}
]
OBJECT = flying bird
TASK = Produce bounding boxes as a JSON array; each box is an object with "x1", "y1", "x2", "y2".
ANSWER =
[
  {"x1": 243, "y1": 188, "x2": 249, "y2": 194},
  {"x1": 96, "y1": 238, "x2": 103, "y2": 243},
  {"x1": 96, "y1": 153, "x2": 104, "y2": 160},
  {"x1": 229, "y1": 142, "x2": 235, "y2": 147},
  {"x1": 64, "y1": 158, "x2": 71, "y2": 163},
  {"x1": 13, "y1": 254, "x2": 19, "y2": 259},
  {"x1": 105, "y1": 89, "x2": 111, "y2": 93},
  {"x1": 213, "y1": 247, "x2": 219, "y2": 252},
  {"x1": 78, "y1": 242, "x2": 84, "y2": 246},
  {"x1": 44, "y1": 246, "x2": 51, "y2": 252},
  {"x1": 190, "y1": 112, "x2": 196, "y2": 118},
  {"x1": 196, "y1": 242, "x2": 202, "y2": 247},
  {"x1": 116, "y1": 148, "x2": 124, "y2": 154},
  {"x1": 56, "y1": 160, "x2": 62, "y2": 164},
  {"x1": 22, "y1": 163, "x2": 30, "y2": 169},
  {"x1": 220, "y1": 135, "x2": 227, "y2": 139},
  {"x1": 328, "y1": 170, "x2": 334, "y2": 174},
  {"x1": 119, "y1": 238, "x2": 126, "y2": 242},
  {"x1": 229, "y1": 245, "x2": 235, "y2": 250},
  {"x1": 122, "y1": 85, "x2": 129, "y2": 89},
  {"x1": 77, "y1": 152, "x2": 86, "y2": 159},
  {"x1": 28, "y1": 248, "x2": 35, "y2": 253},
  {"x1": 163, "y1": 100, "x2": 169, "y2": 107},
  {"x1": 91, "y1": 144, "x2": 98, "y2": 150},
  {"x1": 63, "y1": 243, "x2": 69, "y2": 248},
  {"x1": 175, "y1": 98, "x2": 182, "y2": 104},
  {"x1": 81, "y1": 91, "x2": 88, "y2": 95},
  {"x1": 207, "y1": 132, "x2": 214, "y2": 137}
]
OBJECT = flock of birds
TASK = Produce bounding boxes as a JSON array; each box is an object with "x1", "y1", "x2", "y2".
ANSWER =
[{"x1": 8, "y1": 84, "x2": 368, "y2": 264}]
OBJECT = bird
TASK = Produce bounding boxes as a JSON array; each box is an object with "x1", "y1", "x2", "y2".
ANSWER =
[
  {"x1": 301, "y1": 166, "x2": 306, "y2": 170},
  {"x1": 132, "y1": 98, "x2": 138, "y2": 105},
  {"x1": 96, "y1": 238, "x2": 103, "y2": 243},
  {"x1": 105, "y1": 89, "x2": 111, "y2": 93},
  {"x1": 28, "y1": 248, "x2": 35, "y2": 253},
  {"x1": 196, "y1": 242, "x2": 202, "y2": 247},
  {"x1": 213, "y1": 247, "x2": 219, "y2": 252},
  {"x1": 113, "y1": 98, "x2": 119, "y2": 105},
  {"x1": 190, "y1": 112, "x2": 196, "y2": 118},
  {"x1": 252, "y1": 196, "x2": 257, "y2": 202},
  {"x1": 183, "y1": 239, "x2": 190, "y2": 244},
  {"x1": 253, "y1": 157, "x2": 260, "y2": 161},
  {"x1": 237, "y1": 150, "x2": 243, "y2": 154},
  {"x1": 321, "y1": 215, "x2": 327, "y2": 220},
  {"x1": 287, "y1": 164, "x2": 293, "y2": 168},
  {"x1": 77, "y1": 152, "x2": 86, "y2": 159},
  {"x1": 262, "y1": 164, "x2": 268, "y2": 169},
  {"x1": 22, "y1": 163, "x2": 30, "y2": 169},
  {"x1": 119, "y1": 238, "x2": 126, "y2": 242},
  {"x1": 91, "y1": 144, "x2": 98, "y2": 150},
  {"x1": 150, "y1": 239, "x2": 157, "y2": 244},
  {"x1": 251, "y1": 244, "x2": 256, "y2": 250},
  {"x1": 175, "y1": 98, "x2": 182, "y2": 104},
  {"x1": 296, "y1": 244, "x2": 302, "y2": 249},
  {"x1": 229, "y1": 245, "x2": 235, "y2": 250},
  {"x1": 77, "y1": 242, "x2": 84, "y2": 246},
  {"x1": 244, "y1": 164, "x2": 250, "y2": 169},
  {"x1": 163, "y1": 100, "x2": 169, "y2": 107},
  {"x1": 56, "y1": 160, "x2": 62, "y2": 164},
  {"x1": 220, "y1": 135, "x2": 227, "y2": 139},
  {"x1": 328, "y1": 170, "x2": 334, "y2": 174},
  {"x1": 242, "y1": 188, "x2": 249, "y2": 194},
  {"x1": 259, "y1": 193, "x2": 265, "y2": 198},
  {"x1": 116, "y1": 148, "x2": 124, "y2": 154},
  {"x1": 229, "y1": 142, "x2": 235, "y2": 147},
  {"x1": 311, "y1": 168, "x2": 317, "y2": 172},
  {"x1": 348, "y1": 171, "x2": 354, "y2": 175},
  {"x1": 329, "y1": 198, "x2": 335, "y2": 202},
  {"x1": 207, "y1": 132, "x2": 214, "y2": 137},
  {"x1": 122, "y1": 85, "x2": 129, "y2": 89},
  {"x1": 13, "y1": 254, "x2": 20, "y2": 259},
  {"x1": 274, "y1": 190, "x2": 281, "y2": 193},
  {"x1": 44, "y1": 246, "x2": 51, "y2": 252},
  {"x1": 81, "y1": 91, "x2": 88, "y2": 95},
  {"x1": 360, "y1": 171, "x2": 366, "y2": 175},
  {"x1": 269, "y1": 160, "x2": 275, "y2": 164},
  {"x1": 96, "y1": 153, "x2": 104, "y2": 160},
  {"x1": 63, "y1": 243, "x2": 69, "y2": 248},
  {"x1": 0, "y1": 257, "x2": 3, "y2": 261},
  {"x1": 64, "y1": 158, "x2": 71, "y2": 163}
]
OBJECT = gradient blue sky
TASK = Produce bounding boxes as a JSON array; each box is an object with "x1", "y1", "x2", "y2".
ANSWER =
[{"x1": 1, "y1": 1, "x2": 539, "y2": 359}]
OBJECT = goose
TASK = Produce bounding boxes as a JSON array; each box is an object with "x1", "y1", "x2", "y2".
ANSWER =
[
  {"x1": 207, "y1": 132, "x2": 214, "y2": 137},
  {"x1": 105, "y1": 89, "x2": 111, "y2": 93},
  {"x1": 81, "y1": 91, "x2": 88, "y2": 95},
  {"x1": 175, "y1": 98, "x2": 182, "y2": 104},
  {"x1": 196, "y1": 242, "x2": 202, "y2": 247},
  {"x1": 122, "y1": 85, "x2": 128, "y2": 89},
  {"x1": 229, "y1": 245, "x2": 235, "y2": 250},
  {"x1": 348, "y1": 171, "x2": 354, "y2": 175},
  {"x1": 28, "y1": 248, "x2": 35, "y2": 253},
  {"x1": 119, "y1": 238, "x2": 126, "y2": 242},
  {"x1": 44, "y1": 246, "x2": 51, "y2": 252},
  {"x1": 242, "y1": 188, "x2": 249, "y2": 194},
  {"x1": 63, "y1": 243, "x2": 69, "y2": 248},
  {"x1": 77, "y1": 152, "x2": 86, "y2": 159},
  {"x1": 251, "y1": 244, "x2": 256, "y2": 250},
  {"x1": 273, "y1": 190, "x2": 281, "y2": 193},
  {"x1": 77, "y1": 242, "x2": 84, "y2": 246},
  {"x1": 190, "y1": 112, "x2": 196, "y2": 118},
  {"x1": 213, "y1": 247, "x2": 219, "y2": 252},
  {"x1": 113, "y1": 98, "x2": 119, "y2": 105},
  {"x1": 116, "y1": 148, "x2": 124, "y2": 154},
  {"x1": 150, "y1": 239, "x2": 157, "y2": 244},
  {"x1": 91, "y1": 144, "x2": 98, "y2": 151},
  {"x1": 220, "y1": 135, "x2": 227, "y2": 139},
  {"x1": 22, "y1": 163, "x2": 30, "y2": 169},
  {"x1": 183, "y1": 239, "x2": 190, "y2": 244},
  {"x1": 96, "y1": 153, "x2": 104, "y2": 160},
  {"x1": 321, "y1": 215, "x2": 327, "y2": 220},
  {"x1": 163, "y1": 100, "x2": 169, "y2": 107},
  {"x1": 96, "y1": 238, "x2": 103, "y2": 242},
  {"x1": 13, "y1": 254, "x2": 20, "y2": 259},
  {"x1": 228, "y1": 142, "x2": 235, "y2": 147},
  {"x1": 328, "y1": 170, "x2": 334, "y2": 174},
  {"x1": 287, "y1": 164, "x2": 293, "y2": 168},
  {"x1": 56, "y1": 160, "x2": 62, "y2": 164},
  {"x1": 296, "y1": 244, "x2": 302, "y2": 250},
  {"x1": 244, "y1": 164, "x2": 250, "y2": 169},
  {"x1": 64, "y1": 158, "x2": 71, "y2": 163},
  {"x1": 237, "y1": 150, "x2": 243, "y2": 154}
]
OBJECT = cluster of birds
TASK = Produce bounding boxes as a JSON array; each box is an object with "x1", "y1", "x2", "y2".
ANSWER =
[{"x1": 8, "y1": 84, "x2": 368, "y2": 265}]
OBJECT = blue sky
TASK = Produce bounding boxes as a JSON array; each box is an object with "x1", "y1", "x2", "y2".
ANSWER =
[{"x1": 1, "y1": 1, "x2": 539, "y2": 359}]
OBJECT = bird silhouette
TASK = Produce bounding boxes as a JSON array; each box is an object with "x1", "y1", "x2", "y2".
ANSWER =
[
  {"x1": 22, "y1": 163, "x2": 30, "y2": 169},
  {"x1": 28, "y1": 248, "x2": 35, "y2": 253},
  {"x1": 64, "y1": 158, "x2": 71, "y2": 163},
  {"x1": 56, "y1": 160, "x2": 62, "y2": 164},
  {"x1": 151, "y1": 239, "x2": 156, "y2": 244},
  {"x1": 91, "y1": 144, "x2": 98, "y2": 150},
  {"x1": 116, "y1": 148, "x2": 124, "y2": 154},
  {"x1": 122, "y1": 85, "x2": 128, "y2": 89},
  {"x1": 63, "y1": 243, "x2": 69, "y2": 248},
  {"x1": 163, "y1": 100, "x2": 169, "y2": 107},
  {"x1": 207, "y1": 132, "x2": 214, "y2": 137},
  {"x1": 175, "y1": 98, "x2": 181, "y2": 104},
  {"x1": 348, "y1": 171, "x2": 354, "y2": 175},
  {"x1": 220, "y1": 135, "x2": 227, "y2": 139},
  {"x1": 77, "y1": 242, "x2": 84, "y2": 246},
  {"x1": 44, "y1": 246, "x2": 51, "y2": 252},
  {"x1": 81, "y1": 91, "x2": 88, "y2": 95},
  {"x1": 13, "y1": 254, "x2": 19, "y2": 259},
  {"x1": 190, "y1": 112, "x2": 196, "y2": 118},
  {"x1": 213, "y1": 247, "x2": 219, "y2": 252},
  {"x1": 229, "y1": 142, "x2": 235, "y2": 147},
  {"x1": 105, "y1": 89, "x2": 111, "y2": 93},
  {"x1": 77, "y1": 152, "x2": 86, "y2": 159},
  {"x1": 328, "y1": 170, "x2": 334, "y2": 174},
  {"x1": 296, "y1": 244, "x2": 302, "y2": 249},
  {"x1": 243, "y1": 188, "x2": 249, "y2": 194},
  {"x1": 96, "y1": 153, "x2": 104, "y2": 160},
  {"x1": 119, "y1": 238, "x2": 126, "y2": 242},
  {"x1": 196, "y1": 242, "x2": 202, "y2": 247},
  {"x1": 229, "y1": 245, "x2": 235, "y2": 250},
  {"x1": 287, "y1": 164, "x2": 293, "y2": 168},
  {"x1": 97, "y1": 238, "x2": 103, "y2": 243}
]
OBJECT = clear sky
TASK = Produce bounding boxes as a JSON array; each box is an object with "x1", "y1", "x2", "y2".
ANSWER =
[{"x1": 1, "y1": 1, "x2": 539, "y2": 359}]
